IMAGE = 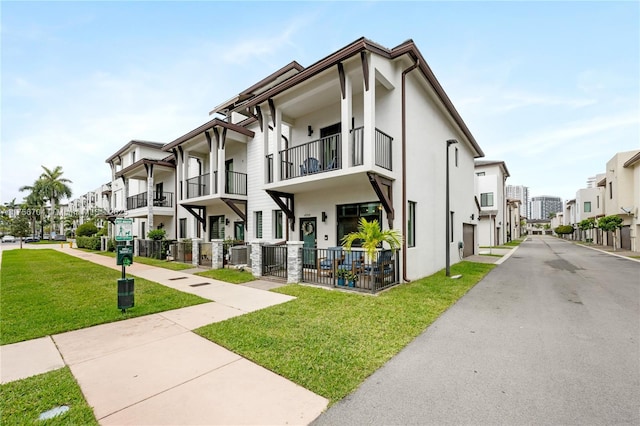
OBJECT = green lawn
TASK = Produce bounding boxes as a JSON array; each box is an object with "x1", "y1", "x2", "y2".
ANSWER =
[
  {"x1": 0, "y1": 368, "x2": 98, "y2": 425},
  {"x1": 196, "y1": 261, "x2": 493, "y2": 403},
  {"x1": 195, "y1": 268, "x2": 256, "y2": 284},
  {"x1": 84, "y1": 249, "x2": 194, "y2": 271},
  {"x1": 0, "y1": 249, "x2": 208, "y2": 345}
]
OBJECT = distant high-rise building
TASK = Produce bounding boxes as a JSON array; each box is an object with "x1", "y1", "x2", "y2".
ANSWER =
[
  {"x1": 530, "y1": 196, "x2": 563, "y2": 220},
  {"x1": 506, "y1": 185, "x2": 530, "y2": 218}
]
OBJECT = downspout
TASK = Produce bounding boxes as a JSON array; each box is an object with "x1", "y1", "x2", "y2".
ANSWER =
[{"x1": 401, "y1": 58, "x2": 419, "y2": 283}]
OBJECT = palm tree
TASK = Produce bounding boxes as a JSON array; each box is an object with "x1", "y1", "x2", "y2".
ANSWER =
[
  {"x1": 20, "y1": 180, "x2": 47, "y2": 237},
  {"x1": 341, "y1": 218, "x2": 403, "y2": 263},
  {"x1": 38, "y1": 166, "x2": 72, "y2": 234}
]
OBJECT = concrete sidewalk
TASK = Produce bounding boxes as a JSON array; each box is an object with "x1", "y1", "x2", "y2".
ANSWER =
[{"x1": 1, "y1": 246, "x2": 328, "y2": 425}]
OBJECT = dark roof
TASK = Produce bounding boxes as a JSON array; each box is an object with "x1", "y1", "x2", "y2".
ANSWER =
[
  {"x1": 105, "y1": 140, "x2": 165, "y2": 163},
  {"x1": 114, "y1": 156, "x2": 175, "y2": 179},
  {"x1": 163, "y1": 118, "x2": 255, "y2": 152},
  {"x1": 213, "y1": 37, "x2": 484, "y2": 158}
]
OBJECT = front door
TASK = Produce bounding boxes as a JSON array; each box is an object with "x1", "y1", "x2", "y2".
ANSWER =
[
  {"x1": 300, "y1": 218, "x2": 317, "y2": 268},
  {"x1": 225, "y1": 159, "x2": 234, "y2": 193},
  {"x1": 234, "y1": 221, "x2": 245, "y2": 242}
]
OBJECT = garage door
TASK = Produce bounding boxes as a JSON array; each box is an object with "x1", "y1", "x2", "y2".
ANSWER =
[{"x1": 463, "y1": 223, "x2": 475, "y2": 257}]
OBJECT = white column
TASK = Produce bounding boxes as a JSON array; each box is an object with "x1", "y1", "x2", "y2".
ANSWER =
[
  {"x1": 362, "y1": 53, "x2": 375, "y2": 168},
  {"x1": 209, "y1": 142, "x2": 216, "y2": 195},
  {"x1": 287, "y1": 241, "x2": 304, "y2": 284},
  {"x1": 250, "y1": 241, "x2": 264, "y2": 277},
  {"x1": 274, "y1": 107, "x2": 282, "y2": 182},
  {"x1": 217, "y1": 146, "x2": 225, "y2": 195},
  {"x1": 341, "y1": 71, "x2": 352, "y2": 168},
  {"x1": 147, "y1": 169, "x2": 154, "y2": 231}
]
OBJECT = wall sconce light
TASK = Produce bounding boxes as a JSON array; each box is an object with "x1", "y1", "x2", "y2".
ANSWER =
[
  {"x1": 225, "y1": 218, "x2": 230, "y2": 225},
  {"x1": 158, "y1": 223, "x2": 164, "y2": 229},
  {"x1": 308, "y1": 125, "x2": 313, "y2": 137},
  {"x1": 321, "y1": 212, "x2": 327, "y2": 222},
  {"x1": 470, "y1": 214, "x2": 474, "y2": 220}
]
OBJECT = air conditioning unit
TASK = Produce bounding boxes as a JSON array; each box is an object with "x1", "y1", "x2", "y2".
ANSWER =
[{"x1": 230, "y1": 246, "x2": 248, "y2": 265}]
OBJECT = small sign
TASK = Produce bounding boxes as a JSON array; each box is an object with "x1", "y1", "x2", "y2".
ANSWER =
[{"x1": 115, "y1": 218, "x2": 133, "y2": 241}]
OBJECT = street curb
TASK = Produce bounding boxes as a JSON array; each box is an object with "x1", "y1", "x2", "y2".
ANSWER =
[
  {"x1": 578, "y1": 244, "x2": 640, "y2": 263},
  {"x1": 495, "y1": 245, "x2": 520, "y2": 265}
]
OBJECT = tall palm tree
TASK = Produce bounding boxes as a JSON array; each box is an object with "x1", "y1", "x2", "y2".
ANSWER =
[
  {"x1": 20, "y1": 180, "x2": 47, "y2": 237},
  {"x1": 341, "y1": 218, "x2": 403, "y2": 262},
  {"x1": 37, "y1": 166, "x2": 73, "y2": 234}
]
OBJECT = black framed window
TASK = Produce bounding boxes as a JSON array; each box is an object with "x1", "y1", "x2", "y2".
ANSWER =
[
  {"x1": 336, "y1": 202, "x2": 382, "y2": 246},
  {"x1": 273, "y1": 210, "x2": 283, "y2": 239},
  {"x1": 179, "y1": 218, "x2": 186, "y2": 239},
  {"x1": 408, "y1": 201, "x2": 416, "y2": 247},
  {"x1": 255, "y1": 211, "x2": 263, "y2": 238},
  {"x1": 209, "y1": 215, "x2": 225, "y2": 240}
]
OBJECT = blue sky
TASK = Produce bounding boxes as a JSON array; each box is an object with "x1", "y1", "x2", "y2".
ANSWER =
[{"x1": 2, "y1": 1, "x2": 638, "y2": 205}]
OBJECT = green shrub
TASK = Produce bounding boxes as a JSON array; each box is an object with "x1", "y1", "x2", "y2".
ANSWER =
[
  {"x1": 76, "y1": 236, "x2": 101, "y2": 250},
  {"x1": 147, "y1": 229, "x2": 166, "y2": 241},
  {"x1": 107, "y1": 238, "x2": 116, "y2": 252},
  {"x1": 76, "y1": 222, "x2": 98, "y2": 237},
  {"x1": 97, "y1": 226, "x2": 108, "y2": 237},
  {"x1": 554, "y1": 225, "x2": 574, "y2": 235}
]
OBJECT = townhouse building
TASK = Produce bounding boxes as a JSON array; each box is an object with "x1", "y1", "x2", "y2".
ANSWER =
[
  {"x1": 105, "y1": 140, "x2": 176, "y2": 239},
  {"x1": 474, "y1": 160, "x2": 510, "y2": 247},
  {"x1": 161, "y1": 37, "x2": 485, "y2": 281},
  {"x1": 506, "y1": 198, "x2": 522, "y2": 240},
  {"x1": 597, "y1": 150, "x2": 640, "y2": 251}
]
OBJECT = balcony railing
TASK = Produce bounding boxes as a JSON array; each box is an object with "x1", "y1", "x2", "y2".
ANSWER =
[
  {"x1": 225, "y1": 170, "x2": 247, "y2": 195},
  {"x1": 186, "y1": 173, "x2": 211, "y2": 199},
  {"x1": 351, "y1": 127, "x2": 394, "y2": 170},
  {"x1": 279, "y1": 134, "x2": 341, "y2": 180},
  {"x1": 126, "y1": 192, "x2": 174, "y2": 210}
]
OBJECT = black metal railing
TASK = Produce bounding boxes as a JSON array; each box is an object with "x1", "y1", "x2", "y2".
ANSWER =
[
  {"x1": 170, "y1": 241, "x2": 193, "y2": 263},
  {"x1": 138, "y1": 239, "x2": 165, "y2": 259},
  {"x1": 126, "y1": 193, "x2": 147, "y2": 210},
  {"x1": 262, "y1": 244, "x2": 287, "y2": 278},
  {"x1": 199, "y1": 242, "x2": 212, "y2": 267},
  {"x1": 351, "y1": 127, "x2": 393, "y2": 170},
  {"x1": 127, "y1": 192, "x2": 173, "y2": 210},
  {"x1": 300, "y1": 248, "x2": 399, "y2": 293},
  {"x1": 225, "y1": 170, "x2": 247, "y2": 195},
  {"x1": 186, "y1": 173, "x2": 210, "y2": 199},
  {"x1": 279, "y1": 134, "x2": 341, "y2": 180}
]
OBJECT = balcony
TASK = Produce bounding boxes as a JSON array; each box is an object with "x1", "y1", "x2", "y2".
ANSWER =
[
  {"x1": 272, "y1": 128, "x2": 393, "y2": 182},
  {"x1": 186, "y1": 173, "x2": 213, "y2": 199},
  {"x1": 126, "y1": 192, "x2": 174, "y2": 210},
  {"x1": 185, "y1": 170, "x2": 247, "y2": 199}
]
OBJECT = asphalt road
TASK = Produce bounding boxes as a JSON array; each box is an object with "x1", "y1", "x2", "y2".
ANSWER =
[{"x1": 313, "y1": 236, "x2": 640, "y2": 425}]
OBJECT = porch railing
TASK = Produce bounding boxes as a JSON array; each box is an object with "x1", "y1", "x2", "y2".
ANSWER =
[
  {"x1": 279, "y1": 134, "x2": 341, "y2": 180},
  {"x1": 262, "y1": 244, "x2": 287, "y2": 278},
  {"x1": 186, "y1": 173, "x2": 212, "y2": 199},
  {"x1": 351, "y1": 127, "x2": 393, "y2": 170},
  {"x1": 225, "y1": 171, "x2": 247, "y2": 195},
  {"x1": 126, "y1": 192, "x2": 174, "y2": 210}
]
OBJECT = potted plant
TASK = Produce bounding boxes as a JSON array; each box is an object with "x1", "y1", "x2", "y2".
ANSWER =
[
  {"x1": 337, "y1": 269, "x2": 348, "y2": 286},
  {"x1": 345, "y1": 271, "x2": 359, "y2": 287},
  {"x1": 341, "y1": 218, "x2": 403, "y2": 265}
]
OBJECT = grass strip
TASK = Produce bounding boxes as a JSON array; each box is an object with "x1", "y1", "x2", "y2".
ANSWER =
[
  {"x1": 196, "y1": 261, "x2": 493, "y2": 403},
  {"x1": 1, "y1": 249, "x2": 208, "y2": 345},
  {"x1": 195, "y1": 268, "x2": 256, "y2": 284},
  {"x1": 0, "y1": 367, "x2": 98, "y2": 425}
]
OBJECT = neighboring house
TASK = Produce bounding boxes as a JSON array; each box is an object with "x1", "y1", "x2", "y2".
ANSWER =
[
  {"x1": 598, "y1": 150, "x2": 640, "y2": 251},
  {"x1": 474, "y1": 160, "x2": 510, "y2": 247},
  {"x1": 527, "y1": 219, "x2": 551, "y2": 235},
  {"x1": 106, "y1": 140, "x2": 176, "y2": 239},
  {"x1": 574, "y1": 173, "x2": 605, "y2": 241},
  {"x1": 506, "y1": 198, "x2": 522, "y2": 240},
  {"x1": 164, "y1": 37, "x2": 485, "y2": 281}
]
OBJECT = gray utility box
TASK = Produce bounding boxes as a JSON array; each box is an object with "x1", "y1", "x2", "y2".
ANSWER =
[{"x1": 230, "y1": 246, "x2": 248, "y2": 265}]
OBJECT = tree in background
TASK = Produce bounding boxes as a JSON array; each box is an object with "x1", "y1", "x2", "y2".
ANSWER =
[
  {"x1": 38, "y1": 166, "x2": 72, "y2": 234},
  {"x1": 578, "y1": 218, "x2": 596, "y2": 243},
  {"x1": 11, "y1": 214, "x2": 31, "y2": 249},
  {"x1": 597, "y1": 215, "x2": 624, "y2": 251},
  {"x1": 554, "y1": 225, "x2": 574, "y2": 238}
]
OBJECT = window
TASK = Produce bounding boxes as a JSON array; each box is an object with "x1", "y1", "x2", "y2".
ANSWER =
[
  {"x1": 481, "y1": 192, "x2": 494, "y2": 207},
  {"x1": 609, "y1": 182, "x2": 613, "y2": 199},
  {"x1": 455, "y1": 147, "x2": 459, "y2": 167},
  {"x1": 273, "y1": 210, "x2": 283, "y2": 239},
  {"x1": 596, "y1": 196, "x2": 600, "y2": 209},
  {"x1": 131, "y1": 151, "x2": 136, "y2": 164},
  {"x1": 209, "y1": 215, "x2": 225, "y2": 240},
  {"x1": 179, "y1": 218, "x2": 187, "y2": 239},
  {"x1": 408, "y1": 201, "x2": 416, "y2": 247},
  {"x1": 141, "y1": 222, "x2": 146, "y2": 239},
  {"x1": 584, "y1": 201, "x2": 591, "y2": 213},
  {"x1": 450, "y1": 211, "x2": 455, "y2": 242},
  {"x1": 476, "y1": 172, "x2": 485, "y2": 176},
  {"x1": 337, "y1": 202, "x2": 382, "y2": 246},
  {"x1": 255, "y1": 211, "x2": 263, "y2": 238}
]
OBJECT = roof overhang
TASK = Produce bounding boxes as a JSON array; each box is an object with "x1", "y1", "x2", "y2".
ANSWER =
[
  {"x1": 163, "y1": 118, "x2": 255, "y2": 152},
  {"x1": 105, "y1": 140, "x2": 165, "y2": 163}
]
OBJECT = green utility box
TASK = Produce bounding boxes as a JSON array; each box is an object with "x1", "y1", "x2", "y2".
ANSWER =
[
  {"x1": 116, "y1": 245, "x2": 134, "y2": 266},
  {"x1": 117, "y1": 278, "x2": 135, "y2": 310}
]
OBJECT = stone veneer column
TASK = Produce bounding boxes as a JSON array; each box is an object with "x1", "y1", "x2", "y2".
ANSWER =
[
  {"x1": 211, "y1": 239, "x2": 224, "y2": 269},
  {"x1": 192, "y1": 238, "x2": 201, "y2": 267},
  {"x1": 250, "y1": 241, "x2": 263, "y2": 278},
  {"x1": 287, "y1": 241, "x2": 303, "y2": 284},
  {"x1": 133, "y1": 238, "x2": 140, "y2": 257}
]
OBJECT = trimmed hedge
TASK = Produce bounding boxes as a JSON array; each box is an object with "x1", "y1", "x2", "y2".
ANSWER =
[{"x1": 75, "y1": 236, "x2": 101, "y2": 250}]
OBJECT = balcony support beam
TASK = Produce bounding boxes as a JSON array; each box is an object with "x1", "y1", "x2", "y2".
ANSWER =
[
  {"x1": 182, "y1": 205, "x2": 206, "y2": 233},
  {"x1": 367, "y1": 172, "x2": 394, "y2": 228},
  {"x1": 221, "y1": 198, "x2": 247, "y2": 228},
  {"x1": 266, "y1": 190, "x2": 295, "y2": 231}
]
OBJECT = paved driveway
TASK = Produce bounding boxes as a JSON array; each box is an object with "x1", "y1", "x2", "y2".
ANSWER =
[{"x1": 314, "y1": 236, "x2": 640, "y2": 425}]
